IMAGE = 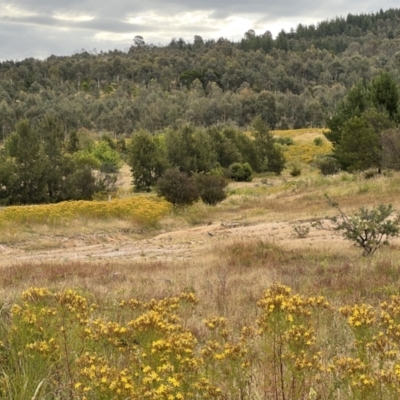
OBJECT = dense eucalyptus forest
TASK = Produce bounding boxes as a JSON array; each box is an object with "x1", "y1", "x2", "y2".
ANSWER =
[
  {"x1": 1, "y1": 8, "x2": 400, "y2": 204},
  {"x1": 1, "y1": 8, "x2": 400, "y2": 136}
]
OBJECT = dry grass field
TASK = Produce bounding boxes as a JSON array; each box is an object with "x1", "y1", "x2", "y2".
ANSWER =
[{"x1": 3, "y1": 130, "x2": 400, "y2": 398}]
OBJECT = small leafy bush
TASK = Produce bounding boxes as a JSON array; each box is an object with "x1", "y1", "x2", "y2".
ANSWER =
[
  {"x1": 290, "y1": 166, "x2": 301, "y2": 177},
  {"x1": 326, "y1": 196, "x2": 400, "y2": 256},
  {"x1": 100, "y1": 133, "x2": 117, "y2": 150},
  {"x1": 230, "y1": 162, "x2": 253, "y2": 182},
  {"x1": 209, "y1": 164, "x2": 231, "y2": 180},
  {"x1": 157, "y1": 168, "x2": 199, "y2": 206},
  {"x1": 292, "y1": 224, "x2": 310, "y2": 238},
  {"x1": 316, "y1": 156, "x2": 340, "y2": 175},
  {"x1": 92, "y1": 140, "x2": 122, "y2": 170},
  {"x1": 313, "y1": 137, "x2": 323, "y2": 146},
  {"x1": 275, "y1": 136, "x2": 294, "y2": 146},
  {"x1": 195, "y1": 173, "x2": 228, "y2": 206}
]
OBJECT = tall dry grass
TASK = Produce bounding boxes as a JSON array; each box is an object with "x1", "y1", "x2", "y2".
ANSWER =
[
  {"x1": 2, "y1": 129, "x2": 400, "y2": 398},
  {"x1": 3, "y1": 237, "x2": 400, "y2": 398}
]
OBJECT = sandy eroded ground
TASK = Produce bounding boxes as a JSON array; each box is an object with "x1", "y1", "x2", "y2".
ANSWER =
[{"x1": 0, "y1": 218, "x2": 348, "y2": 266}]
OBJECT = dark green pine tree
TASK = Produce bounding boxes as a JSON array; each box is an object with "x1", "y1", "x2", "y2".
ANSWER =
[
  {"x1": 325, "y1": 83, "x2": 370, "y2": 145},
  {"x1": 37, "y1": 114, "x2": 71, "y2": 202},
  {"x1": 334, "y1": 115, "x2": 381, "y2": 172},
  {"x1": 252, "y1": 116, "x2": 285, "y2": 174},
  {"x1": 369, "y1": 72, "x2": 399, "y2": 120},
  {"x1": 4, "y1": 119, "x2": 48, "y2": 204}
]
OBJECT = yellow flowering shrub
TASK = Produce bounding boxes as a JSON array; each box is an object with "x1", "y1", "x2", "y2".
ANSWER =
[
  {"x1": 273, "y1": 128, "x2": 332, "y2": 164},
  {"x1": 256, "y1": 283, "x2": 330, "y2": 398},
  {"x1": 0, "y1": 196, "x2": 171, "y2": 228},
  {"x1": 3, "y1": 288, "x2": 231, "y2": 399},
  {"x1": 284, "y1": 140, "x2": 332, "y2": 164},
  {"x1": 6, "y1": 284, "x2": 400, "y2": 398}
]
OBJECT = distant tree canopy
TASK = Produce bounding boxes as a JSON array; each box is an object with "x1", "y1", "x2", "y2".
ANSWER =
[{"x1": 1, "y1": 9, "x2": 400, "y2": 137}]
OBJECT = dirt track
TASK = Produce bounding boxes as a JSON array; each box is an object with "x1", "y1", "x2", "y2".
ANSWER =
[{"x1": 0, "y1": 218, "x2": 346, "y2": 265}]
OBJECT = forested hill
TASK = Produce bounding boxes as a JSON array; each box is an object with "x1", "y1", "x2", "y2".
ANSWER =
[
  {"x1": 1, "y1": 8, "x2": 400, "y2": 137},
  {"x1": 245, "y1": 8, "x2": 400, "y2": 53}
]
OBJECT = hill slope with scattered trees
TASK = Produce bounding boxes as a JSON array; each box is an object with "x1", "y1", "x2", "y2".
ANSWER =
[
  {"x1": 2, "y1": 8, "x2": 400, "y2": 204},
  {"x1": 1, "y1": 8, "x2": 400, "y2": 137}
]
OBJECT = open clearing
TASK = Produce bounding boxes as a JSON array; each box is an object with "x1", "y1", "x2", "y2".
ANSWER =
[
  {"x1": 0, "y1": 216, "x2": 345, "y2": 265},
  {"x1": 2, "y1": 128, "x2": 400, "y2": 301},
  {"x1": 4, "y1": 130, "x2": 400, "y2": 399}
]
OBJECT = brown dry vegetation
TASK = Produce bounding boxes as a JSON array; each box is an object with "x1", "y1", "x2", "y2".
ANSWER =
[
  {"x1": 2, "y1": 126, "x2": 400, "y2": 307},
  {"x1": 4, "y1": 130, "x2": 400, "y2": 398},
  {"x1": 2, "y1": 157, "x2": 400, "y2": 313}
]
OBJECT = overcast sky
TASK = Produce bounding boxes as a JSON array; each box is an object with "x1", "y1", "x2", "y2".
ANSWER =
[{"x1": 0, "y1": 1, "x2": 399, "y2": 61}]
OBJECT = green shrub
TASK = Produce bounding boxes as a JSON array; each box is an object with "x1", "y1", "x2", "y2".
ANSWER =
[
  {"x1": 292, "y1": 224, "x2": 310, "y2": 238},
  {"x1": 92, "y1": 140, "x2": 122, "y2": 170},
  {"x1": 195, "y1": 174, "x2": 228, "y2": 206},
  {"x1": 275, "y1": 136, "x2": 294, "y2": 146},
  {"x1": 157, "y1": 168, "x2": 199, "y2": 206},
  {"x1": 290, "y1": 166, "x2": 301, "y2": 177},
  {"x1": 230, "y1": 162, "x2": 253, "y2": 182},
  {"x1": 100, "y1": 133, "x2": 117, "y2": 150},
  {"x1": 116, "y1": 137, "x2": 127, "y2": 154},
  {"x1": 316, "y1": 156, "x2": 340, "y2": 175},
  {"x1": 313, "y1": 137, "x2": 323, "y2": 146},
  {"x1": 325, "y1": 196, "x2": 400, "y2": 256}
]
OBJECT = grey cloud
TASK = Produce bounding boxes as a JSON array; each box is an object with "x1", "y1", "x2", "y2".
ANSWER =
[
  {"x1": 3, "y1": 0, "x2": 399, "y2": 17},
  {"x1": 210, "y1": 9, "x2": 230, "y2": 19},
  {"x1": 0, "y1": 24, "x2": 98, "y2": 61}
]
